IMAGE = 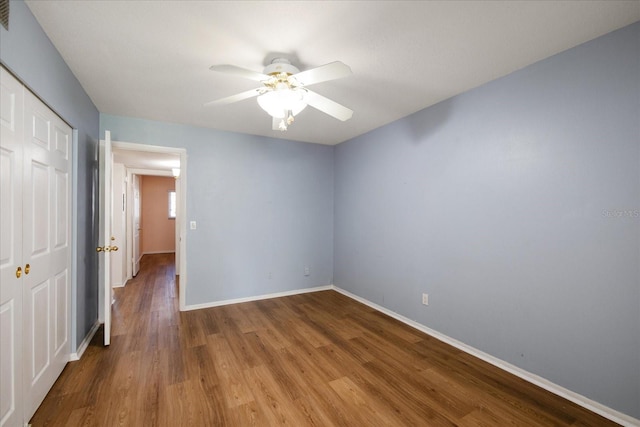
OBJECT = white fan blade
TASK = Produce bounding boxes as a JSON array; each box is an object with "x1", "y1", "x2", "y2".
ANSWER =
[
  {"x1": 304, "y1": 90, "x2": 353, "y2": 121},
  {"x1": 209, "y1": 64, "x2": 270, "y2": 82},
  {"x1": 293, "y1": 61, "x2": 352, "y2": 86},
  {"x1": 203, "y1": 88, "x2": 262, "y2": 107}
]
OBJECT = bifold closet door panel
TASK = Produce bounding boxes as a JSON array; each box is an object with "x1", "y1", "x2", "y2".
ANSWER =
[
  {"x1": 21, "y1": 86, "x2": 72, "y2": 420},
  {"x1": 0, "y1": 66, "x2": 25, "y2": 427}
]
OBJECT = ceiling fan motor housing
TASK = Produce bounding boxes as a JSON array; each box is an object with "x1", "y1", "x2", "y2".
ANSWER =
[{"x1": 263, "y1": 58, "x2": 300, "y2": 76}]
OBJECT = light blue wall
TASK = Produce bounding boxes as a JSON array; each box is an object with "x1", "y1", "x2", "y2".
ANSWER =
[
  {"x1": 0, "y1": 0, "x2": 100, "y2": 351},
  {"x1": 334, "y1": 23, "x2": 640, "y2": 417},
  {"x1": 100, "y1": 115, "x2": 334, "y2": 305}
]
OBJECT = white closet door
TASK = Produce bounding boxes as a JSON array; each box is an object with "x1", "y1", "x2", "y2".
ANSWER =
[
  {"x1": 0, "y1": 66, "x2": 25, "y2": 427},
  {"x1": 21, "y1": 84, "x2": 72, "y2": 421}
]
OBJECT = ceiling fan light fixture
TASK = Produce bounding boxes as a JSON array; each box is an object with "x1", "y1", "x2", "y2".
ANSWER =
[{"x1": 257, "y1": 88, "x2": 307, "y2": 119}]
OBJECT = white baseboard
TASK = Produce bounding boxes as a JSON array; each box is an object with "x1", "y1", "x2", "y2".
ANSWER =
[
  {"x1": 113, "y1": 274, "x2": 131, "y2": 288},
  {"x1": 142, "y1": 251, "x2": 175, "y2": 255},
  {"x1": 182, "y1": 285, "x2": 333, "y2": 311},
  {"x1": 69, "y1": 320, "x2": 100, "y2": 361},
  {"x1": 331, "y1": 285, "x2": 639, "y2": 427}
]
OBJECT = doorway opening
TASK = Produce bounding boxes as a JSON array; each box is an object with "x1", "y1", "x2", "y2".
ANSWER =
[{"x1": 110, "y1": 142, "x2": 187, "y2": 311}]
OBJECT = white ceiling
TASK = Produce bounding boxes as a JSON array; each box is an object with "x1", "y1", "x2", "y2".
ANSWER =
[
  {"x1": 112, "y1": 148, "x2": 180, "y2": 171},
  {"x1": 26, "y1": 1, "x2": 640, "y2": 146}
]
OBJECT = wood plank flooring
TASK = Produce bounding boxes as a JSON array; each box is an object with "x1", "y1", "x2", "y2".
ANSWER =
[{"x1": 30, "y1": 253, "x2": 619, "y2": 426}]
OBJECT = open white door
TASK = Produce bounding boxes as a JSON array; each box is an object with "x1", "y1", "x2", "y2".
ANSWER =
[{"x1": 98, "y1": 130, "x2": 113, "y2": 346}]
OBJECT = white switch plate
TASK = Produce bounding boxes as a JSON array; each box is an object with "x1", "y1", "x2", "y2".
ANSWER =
[
  {"x1": 304, "y1": 266, "x2": 310, "y2": 276},
  {"x1": 190, "y1": 221, "x2": 197, "y2": 230},
  {"x1": 422, "y1": 293, "x2": 429, "y2": 305}
]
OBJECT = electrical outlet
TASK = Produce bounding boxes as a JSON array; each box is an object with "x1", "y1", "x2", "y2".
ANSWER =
[
  {"x1": 422, "y1": 293, "x2": 429, "y2": 305},
  {"x1": 304, "y1": 266, "x2": 310, "y2": 276},
  {"x1": 268, "y1": 272, "x2": 272, "y2": 279}
]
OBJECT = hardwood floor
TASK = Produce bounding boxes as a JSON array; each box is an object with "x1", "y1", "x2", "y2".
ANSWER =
[{"x1": 31, "y1": 253, "x2": 618, "y2": 426}]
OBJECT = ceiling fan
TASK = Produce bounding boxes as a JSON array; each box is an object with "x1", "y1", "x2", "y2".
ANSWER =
[{"x1": 204, "y1": 58, "x2": 353, "y2": 131}]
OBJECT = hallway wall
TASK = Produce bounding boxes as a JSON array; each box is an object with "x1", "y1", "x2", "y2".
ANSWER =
[{"x1": 141, "y1": 175, "x2": 176, "y2": 254}]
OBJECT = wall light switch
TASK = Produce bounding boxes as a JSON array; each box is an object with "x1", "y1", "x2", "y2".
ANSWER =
[{"x1": 190, "y1": 221, "x2": 197, "y2": 230}]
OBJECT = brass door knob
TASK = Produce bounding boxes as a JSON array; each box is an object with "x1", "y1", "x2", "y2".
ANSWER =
[
  {"x1": 24, "y1": 264, "x2": 30, "y2": 275},
  {"x1": 96, "y1": 247, "x2": 103, "y2": 252},
  {"x1": 110, "y1": 246, "x2": 119, "y2": 252},
  {"x1": 16, "y1": 266, "x2": 22, "y2": 278}
]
